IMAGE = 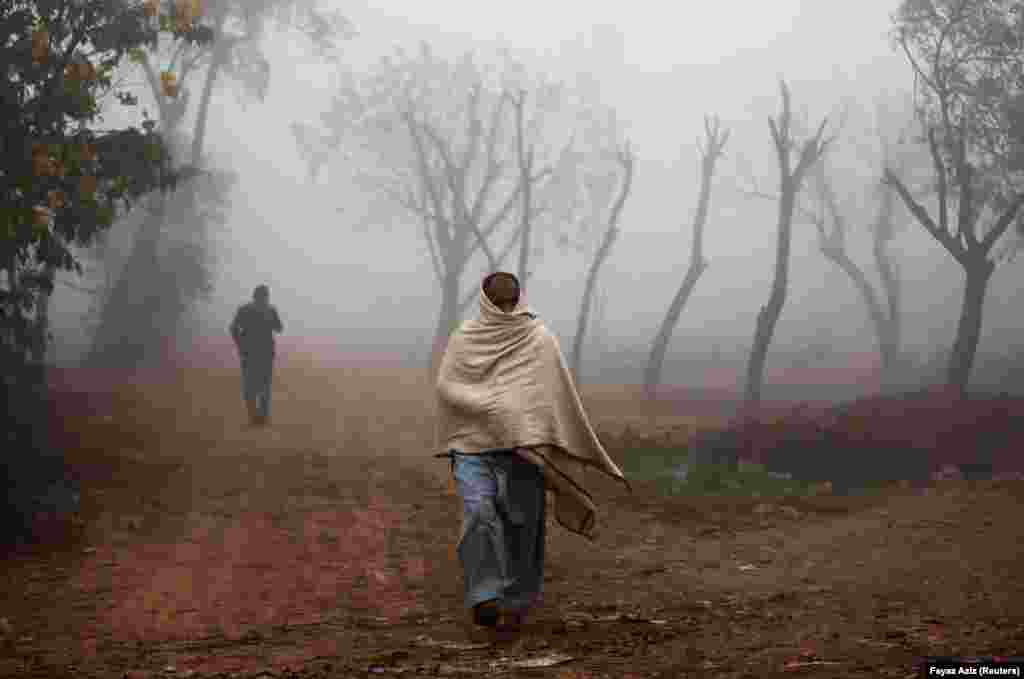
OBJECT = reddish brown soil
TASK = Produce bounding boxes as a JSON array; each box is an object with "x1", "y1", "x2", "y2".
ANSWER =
[{"x1": 2, "y1": 350, "x2": 1023, "y2": 678}]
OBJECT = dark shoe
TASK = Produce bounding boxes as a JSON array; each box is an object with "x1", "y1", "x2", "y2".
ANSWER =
[
  {"x1": 494, "y1": 611, "x2": 525, "y2": 639},
  {"x1": 472, "y1": 600, "x2": 500, "y2": 628}
]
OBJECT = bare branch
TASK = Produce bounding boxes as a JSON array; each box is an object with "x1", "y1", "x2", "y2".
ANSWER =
[
  {"x1": 402, "y1": 109, "x2": 447, "y2": 235},
  {"x1": 415, "y1": 115, "x2": 498, "y2": 269},
  {"x1": 607, "y1": 142, "x2": 635, "y2": 232},
  {"x1": 981, "y1": 194, "x2": 1024, "y2": 254},
  {"x1": 423, "y1": 216, "x2": 444, "y2": 286},
  {"x1": 884, "y1": 169, "x2": 965, "y2": 262},
  {"x1": 456, "y1": 221, "x2": 531, "y2": 313},
  {"x1": 468, "y1": 93, "x2": 511, "y2": 226}
]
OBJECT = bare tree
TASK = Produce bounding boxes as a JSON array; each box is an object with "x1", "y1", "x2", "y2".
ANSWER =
[
  {"x1": 743, "y1": 81, "x2": 833, "y2": 411},
  {"x1": 887, "y1": 0, "x2": 1024, "y2": 395},
  {"x1": 643, "y1": 116, "x2": 729, "y2": 397},
  {"x1": 569, "y1": 141, "x2": 635, "y2": 380},
  {"x1": 810, "y1": 163, "x2": 898, "y2": 381},
  {"x1": 305, "y1": 46, "x2": 586, "y2": 376},
  {"x1": 742, "y1": 93, "x2": 927, "y2": 394}
]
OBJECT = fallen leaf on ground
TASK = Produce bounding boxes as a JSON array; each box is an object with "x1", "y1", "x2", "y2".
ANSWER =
[
  {"x1": 508, "y1": 653, "x2": 575, "y2": 668},
  {"x1": 413, "y1": 635, "x2": 489, "y2": 651},
  {"x1": 784, "y1": 660, "x2": 842, "y2": 670}
]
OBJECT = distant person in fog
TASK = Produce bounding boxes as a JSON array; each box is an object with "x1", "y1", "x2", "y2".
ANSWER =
[{"x1": 230, "y1": 285, "x2": 283, "y2": 426}]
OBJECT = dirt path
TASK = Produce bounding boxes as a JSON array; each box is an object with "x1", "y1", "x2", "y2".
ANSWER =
[{"x1": 2, "y1": 359, "x2": 1022, "y2": 678}]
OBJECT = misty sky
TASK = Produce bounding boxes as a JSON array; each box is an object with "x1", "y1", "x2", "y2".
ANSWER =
[{"x1": 52, "y1": 0, "x2": 1024, "y2": 367}]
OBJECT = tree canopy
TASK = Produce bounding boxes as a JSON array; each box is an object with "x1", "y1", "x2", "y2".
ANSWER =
[
  {"x1": 1, "y1": 0, "x2": 210, "y2": 363},
  {"x1": 890, "y1": 0, "x2": 1024, "y2": 260}
]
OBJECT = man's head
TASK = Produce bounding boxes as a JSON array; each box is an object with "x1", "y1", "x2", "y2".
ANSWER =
[
  {"x1": 483, "y1": 272, "x2": 520, "y2": 312},
  {"x1": 253, "y1": 285, "x2": 270, "y2": 304}
]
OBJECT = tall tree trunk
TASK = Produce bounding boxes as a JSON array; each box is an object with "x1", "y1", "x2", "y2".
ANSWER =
[
  {"x1": 513, "y1": 92, "x2": 534, "y2": 292},
  {"x1": 429, "y1": 266, "x2": 462, "y2": 380},
  {"x1": 946, "y1": 258, "x2": 994, "y2": 395},
  {"x1": 191, "y1": 40, "x2": 228, "y2": 168},
  {"x1": 873, "y1": 237, "x2": 901, "y2": 384},
  {"x1": 30, "y1": 265, "x2": 57, "y2": 364},
  {"x1": 570, "y1": 256, "x2": 601, "y2": 381},
  {"x1": 744, "y1": 187, "x2": 795, "y2": 409},
  {"x1": 517, "y1": 179, "x2": 532, "y2": 289},
  {"x1": 643, "y1": 261, "x2": 707, "y2": 397},
  {"x1": 571, "y1": 226, "x2": 620, "y2": 380},
  {"x1": 86, "y1": 196, "x2": 166, "y2": 367},
  {"x1": 823, "y1": 250, "x2": 891, "y2": 388},
  {"x1": 643, "y1": 150, "x2": 717, "y2": 396}
]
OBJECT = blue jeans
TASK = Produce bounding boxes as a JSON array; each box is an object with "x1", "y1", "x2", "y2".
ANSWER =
[{"x1": 452, "y1": 450, "x2": 546, "y2": 613}]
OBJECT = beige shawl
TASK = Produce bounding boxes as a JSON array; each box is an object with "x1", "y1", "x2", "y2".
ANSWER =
[{"x1": 435, "y1": 285, "x2": 630, "y2": 540}]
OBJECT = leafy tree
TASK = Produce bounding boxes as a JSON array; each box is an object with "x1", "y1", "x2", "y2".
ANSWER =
[
  {"x1": 1, "y1": 0, "x2": 205, "y2": 368},
  {"x1": 886, "y1": 0, "x2": 1024, "y2": 395},
  {"x1": 1, "y1": 0, "x2": 207, "y2": 544}
]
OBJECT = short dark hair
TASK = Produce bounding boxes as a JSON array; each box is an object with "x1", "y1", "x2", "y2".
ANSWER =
[
  {"x1": 483, "y1": 272, "x2": 520, "y2": 308},
  {"x1": 253, "y1": 285, "x2": 269, "y2": 299}
]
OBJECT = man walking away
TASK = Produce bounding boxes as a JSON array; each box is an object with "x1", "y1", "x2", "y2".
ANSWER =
[
  {"x1": 230, "y1": 284, "x2": 283, "y2": 426},
  {"x1": 435, "y1": 272, "x2": 630, "y2": 637}
]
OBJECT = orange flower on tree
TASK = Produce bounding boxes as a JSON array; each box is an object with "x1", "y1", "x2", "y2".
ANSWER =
[
  {"x1": 160, "y1": 70, "x2": 178, "y2": 98},
  {"x1": 174, "y1": 0, "x2": 202, "y2": 21},
  {"x1": 78, "y1": 61, "x2": 97, "y2": 81},
  {"x1": 32, "y1": 206, "x2": 52, "y2": 227},
  {"x1": 31, "y1": 148, "x2": 51, "y2": 176},
  {"x1": 79, "y1": 175, "x2": 98, "y2": 198},
  {"x1": 31, "y1": 28, "x2": 49, "y2": 63},
  {"x1": 173, "y1": 0, "x2": 200, "y2": 31},
  {"x1": 64, "y1": 60, "x2": 97, "y2": 83},
  {"x1": 47, "y1": 190, "x2": 66, "y2": 210}
]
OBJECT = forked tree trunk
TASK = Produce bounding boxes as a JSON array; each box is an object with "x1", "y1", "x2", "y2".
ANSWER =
[
  {"x1": 429, "y1": 258, "x2": 466, "y2": 380},
  {"x1": 570, "y1": 148, "x2": 634, "y2": 381},
  {"x1": 643, "y1": 156, "x2": 718, "y2": 396},
  {"x1": 644, "y1": 119, "x2": 727, "y2": 396},
  {"x1": 822, "y1": 249, "x2": 892, "y2": 386},
  {"x1": 872, "y1": 184, "x2": 903, "y2": 386}
]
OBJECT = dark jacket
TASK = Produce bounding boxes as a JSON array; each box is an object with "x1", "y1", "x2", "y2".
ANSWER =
[{"x1": 230, "y1": 302, "x2": 282, "y2": 357}]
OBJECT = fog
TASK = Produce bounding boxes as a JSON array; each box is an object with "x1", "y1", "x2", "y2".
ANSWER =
[{"x1": 50, "y1": 0, "x2": 1024, "y2": 388}]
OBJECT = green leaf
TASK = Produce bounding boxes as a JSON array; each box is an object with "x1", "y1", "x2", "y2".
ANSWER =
[{"x1": 95, "y1": 205, "x2": 114, "y2": 227}]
